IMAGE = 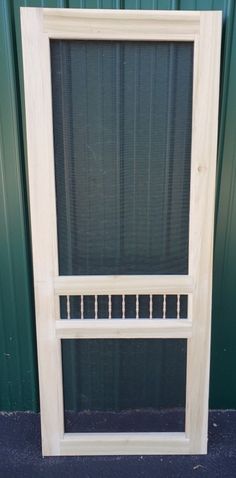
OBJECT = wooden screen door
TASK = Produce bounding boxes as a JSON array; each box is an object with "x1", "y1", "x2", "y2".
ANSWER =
[{"x1": 21, "y1": 8, "x2": 221, "y2": 456}]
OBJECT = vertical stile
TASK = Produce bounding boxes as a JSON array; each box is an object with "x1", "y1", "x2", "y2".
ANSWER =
[
  {"x1": 108, "y1": 295, "x2": 112, "y2": 319},
  {"x1": 95, "y1": 294, "x2": 98, "y2": 320},
  {"x1": 80, "y1": 295, "x2": 84, "y2": 320},
  {"x1": 149, "y1": 294, "x2": 153, "y2": 319},
  {"x1": 163, "y1": 294, "x2": 166, "y2": 319},
  {"x1": 177, "y1": 294, "x2": 180, "y2": 319},
  {"x1": 122, "y1": 294, "x2": 125, "y2": 319},
  {"x1": 66, "y1": 295, "x2": 71, "y2": 320},
  {"x1": 136, "y1": 294, "x2": 139, "y2": 319}
]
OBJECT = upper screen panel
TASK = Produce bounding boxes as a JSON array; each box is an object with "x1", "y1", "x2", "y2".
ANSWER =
[{"x1": 50, "y1": 40, "x2": 193, "y2": 276}]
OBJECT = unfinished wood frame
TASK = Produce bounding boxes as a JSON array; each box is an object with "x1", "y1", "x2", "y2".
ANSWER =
[{"x1": 21, "y1": 8, "x2": 222, "y2": 456}]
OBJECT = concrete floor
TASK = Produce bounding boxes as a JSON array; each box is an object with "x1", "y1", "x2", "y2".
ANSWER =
[{"x1": 0, "y1": 411, "x2": 235, "y2": 477}]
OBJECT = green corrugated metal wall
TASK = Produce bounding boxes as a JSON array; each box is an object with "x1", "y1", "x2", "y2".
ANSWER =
[{"x1": 0, "y1": 0, "x2": 235, "y2": 411}]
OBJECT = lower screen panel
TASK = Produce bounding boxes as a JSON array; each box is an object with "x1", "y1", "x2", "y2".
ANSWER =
[{"x1": 62, "y1": 339, "x2": 187, "y2": 433}]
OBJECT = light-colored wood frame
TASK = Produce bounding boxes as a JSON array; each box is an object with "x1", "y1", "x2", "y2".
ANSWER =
[{"x1": 20, "y1": 8, "x2": 222, "y2": 456}]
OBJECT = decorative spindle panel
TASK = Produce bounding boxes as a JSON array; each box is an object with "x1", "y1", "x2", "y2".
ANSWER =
[{"x1": 59, "y1": 294, "x2": 188, "y2": 320}]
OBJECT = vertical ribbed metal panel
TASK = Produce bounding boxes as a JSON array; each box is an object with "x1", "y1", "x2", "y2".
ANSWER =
[
  {"x1": 0, "y1": 0, "x2": 235, "y2": 410},
  {"x1": 211, "y1": 1, "x2": 236, "y2": 408},
  {"x1": 0, "y1": 0, "x2": 38, "y2": 410}
]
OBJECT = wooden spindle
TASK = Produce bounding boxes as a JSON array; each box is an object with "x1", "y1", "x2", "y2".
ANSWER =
[
  {"x1": 95, "y1": 295, "x2": 98, "y2": 320},
  {"x1": 136, "y1": 294, "x2": 139, "y2": 319},
  {"x1": 122, "y1": 295, "x2": 125, "y2": 319},
  {"x1": 108, "y1": 295, "x2": 112, "y2": 319},
  {"x1": 81, "y1": 295, "x2": 84, "y2": 320},
  {"x1": 66, "y1": 295, "x2": 71, "y2": 320},
  {"x1": 177, "y1": 294, "x2": 180, "y2": 319},
  {"x1": 149, "y1": 294, "x2": 153, "y2": 319},
  {"x1": 163, "y1": 294, "x2": 166, "y2": 319}
]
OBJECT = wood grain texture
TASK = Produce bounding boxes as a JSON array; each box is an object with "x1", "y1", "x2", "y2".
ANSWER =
[
  {"x1": 56, "y1": 319, "x2": 193, "y2": 339},
  {"x1": 42, "y1": 8, "x2": 200, "y2": 40},
  {"x1": 60, "y1": 432, "x2": 189, "y2": 456},
  {"x1": 186, "y1": 11, "x2": 222, "y2": 454},
  {"x1": 20, "y1": 7, "x2": 63, "y2": 456},
  {"x1": 54, "y1": 275, "x2": 194, "y2": 295}
]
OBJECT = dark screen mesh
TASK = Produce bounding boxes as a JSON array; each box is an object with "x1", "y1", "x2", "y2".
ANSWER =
[
  {"x1": 50, "y1": 40, "x2": 193, "y2": 275},
  {"x1": 62, "y1": 338, "x2": 187, "y2": 432}
]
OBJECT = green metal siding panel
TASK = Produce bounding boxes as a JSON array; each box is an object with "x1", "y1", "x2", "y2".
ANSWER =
[
  {"x1": 0, "y1": 0, "x2": 236, "y2": 410},
  {"x1": 0, "y1": 0, "x2": 37, "y2": 410},
  {"x1": 211, "y1": 2, "x2": 236, "y2": 408}
]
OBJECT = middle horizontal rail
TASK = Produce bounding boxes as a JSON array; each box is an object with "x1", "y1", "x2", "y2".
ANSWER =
[
  {"x1": 54, "y1": 275, "x2": 194, "y2": 296},
  {"x1": 55, "y1": 319, "x2": 192, "y2": 339}
]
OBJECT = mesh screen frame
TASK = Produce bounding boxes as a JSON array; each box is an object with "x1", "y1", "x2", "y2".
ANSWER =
[{"x1": 50, "y1": 40, "x2": 193, "y2": 276}]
